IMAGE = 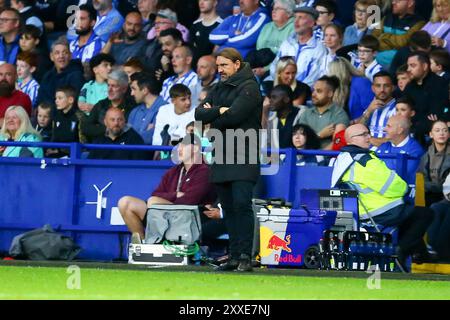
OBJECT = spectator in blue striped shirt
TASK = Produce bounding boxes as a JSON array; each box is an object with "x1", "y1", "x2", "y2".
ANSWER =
[
  {"x1": 313, "y1": 0, "x2": 337, "y2": 41},
  {"x1": 69, "y1": 4, "x2": 105, "y2": 63},
  {"x1": 67, "y1": 0, "x2": 124, "y2": 43},
  {"x1": 160, "y1": 45, "x2": 199, "y2": 104},
  {"x1": 356, "y1": 71, "x2": 396, "y2": 147},
  {"x1": 355, "y1": 35, "x2": 383, "y2": 82},
  {"x1": 16, "y1": 51, "x2": 39, "y2": 110}
]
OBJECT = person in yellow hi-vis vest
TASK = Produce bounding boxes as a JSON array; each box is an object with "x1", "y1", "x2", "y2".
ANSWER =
[{"x1": 331, "y1": 123, "x2": 436, "y2": 271}]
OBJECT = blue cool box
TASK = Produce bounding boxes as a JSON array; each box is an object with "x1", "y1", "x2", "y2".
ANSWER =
[{"x1": 258, "y1": 208, "x2": 337, "y2": 267}]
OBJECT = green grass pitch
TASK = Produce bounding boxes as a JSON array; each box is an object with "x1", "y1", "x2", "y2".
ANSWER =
[{"x1": 1, "y1": 266, "x2": 450, "y2": 300}]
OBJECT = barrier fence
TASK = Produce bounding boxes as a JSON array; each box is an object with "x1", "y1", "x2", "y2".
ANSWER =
[{"x1": 0, "y1": 141, "x2": 412, "y2": 261}]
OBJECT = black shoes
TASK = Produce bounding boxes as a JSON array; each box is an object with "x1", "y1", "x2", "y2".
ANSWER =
[
  {"x1": 215, "y1": 258, "x2": 239, "y2": 271},
  {"x1": 215, "y1": 254, "x2": 253, "y2": 272}
]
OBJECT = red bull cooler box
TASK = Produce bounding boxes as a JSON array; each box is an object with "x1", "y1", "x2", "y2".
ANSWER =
[{"x1": 258, "y1": 207, "x2": 337, "y2": 268}]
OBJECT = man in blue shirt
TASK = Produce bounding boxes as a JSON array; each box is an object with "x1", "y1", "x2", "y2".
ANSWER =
[
  {"x1": 209, "y1": 0, "x2": 270, "y2": 58},
  {"x1": 128, "y1": 72, "x2": 167, "y2": 144},
  {"x1": 0, "y1": 8, "x2": 21, "y2": 65},
  {"x1": 69, "y1": 4, "x2": 104, "y2": 63},
  {"x1": 376, "y1": 114, "x2": 425, "y2": 185},
  {"x1": 67, "y1": 0, "x2": 124, "y2": 43}
]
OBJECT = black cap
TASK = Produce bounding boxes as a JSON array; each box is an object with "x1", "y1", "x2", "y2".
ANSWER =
[
  {"x1": 293, "y1": 6, "x2": 319, "y2": 20},
  {"x1": 179, "y1": 133, "x2": 201, "y2": 146}
]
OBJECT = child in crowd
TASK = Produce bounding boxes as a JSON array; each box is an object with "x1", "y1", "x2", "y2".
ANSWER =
[
  {"x1": 16, "y1": 51, "x2": 40, "y2": 110},
  {"x1": 78, "y1": 53, "x2": 115, "y2": 116},
  {"x1": 35, "y1": 102, "x2": 52, "y2": 142},
  {"x1": 19, "y1": 25, "x2": 52, "y2": 83},
  {"x1": 152, "y1": 84, "x2": 195, "y2": 146},
  {"x1": 430, "y1": 49, "x2": 450, "y2": 82},
  {"x1": 395, "y1": 64, "x2": 411, "y2": 93},
  {"x1": 343, "y1": 0, "x2": 377, "y2": 46},
  {"x1": 123, "y1": 57, "x2": 145, "y2": 83},
  {"x1": 313, "y1": 0, "x2": 337, "y2": 41},
  {"x1": 355, "y1": 35, "x2": 382, "y2": 82},
  {"x1": 46, "y1": 86, "x2": 85, "y2": 157}
]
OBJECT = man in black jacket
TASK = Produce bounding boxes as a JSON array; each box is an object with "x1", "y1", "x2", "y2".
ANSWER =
[
  {"x1": 195, "y1": 47, "x2": 262, "y2": 272},
  {"x1": 403, "y1": 51, "x2": 450, "y2": 146}
]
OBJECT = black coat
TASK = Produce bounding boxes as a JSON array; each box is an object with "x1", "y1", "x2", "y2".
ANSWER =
[
  {"x1": 36, "y1": 59, "x2": 84, "y2": 105},
  {"x1": 195, "y1": 63, "x2": 262, "y2": 183}
]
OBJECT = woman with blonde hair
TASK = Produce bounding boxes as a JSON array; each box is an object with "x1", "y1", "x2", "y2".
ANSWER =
[
  {"x1": 423, "y1": 0, "x2": 450, "y2": 52},
  {"x1": 327, "y1": 57, "x2": 374, "y2": 120},
  {"x1": 261, "y1": 56, "x2": 311, "y2": 128},
  {"x1": 0, "y1": 105, "x2": 43, "y2": 158},
  {"x1": 270, "y1": 56, "x2": 311, "y2": 106}
]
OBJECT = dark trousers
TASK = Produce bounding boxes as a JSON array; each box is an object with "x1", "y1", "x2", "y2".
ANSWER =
[
  {"x1": 429, "y1": 200, "x2": 450, "y2": 258},
  {"x1": 372, "y1": 204, "x2": 433, "y2": 256},
  {"x1": 215, "y1": 181, "x2": 255, "y2": 258}
]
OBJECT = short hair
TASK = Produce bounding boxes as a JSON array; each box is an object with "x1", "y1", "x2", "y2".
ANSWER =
[
  {"x1": 56, "y1": 85, "x2": 77, "y2": 99},
  {"x1": 108, "y1": 68, "x2": 129, "y2": 87},
  {"x1": 430, "y1": 49, "x2": 450, "y2": 71},
  {"x1": 37, "y1": 102, "x2": 52, "y2": 114},
  {"x1": 358, "y1": 35, "x2": 380, "y2": 51},
  {"x1": 373, "y1": 70, "x2": 394, "y2": 83},
  {"x1": 21, "y1": 24, "x2": 41, "y2": 39},
  {"x1": 316, "y1": 75, "x2": 340, "y2": 92},
  {"x1": 169, "y1": 83, "x2": 191, "y2": 98},
  {"x1": 89, "y1": 53, "x2": 115, "y2": 73},
  {"x1": 271, "y1": 84, "x2": 294, "y2": 101},
  {"x1": 159, "y1": 28, "x2": 183, "y2": 43},
  {"x1": 314, "y1": 0, "x2": 337, "y2": 14},
  {"x1": 50, "y1": 36, "x2": 69, "y2": 52},
  {"x1": 2, "y1": 8, "x2": 21, "y2": 21},
  {"x1": 123, "y1": 57, "x2": 144, "y2": 70},
  {"x1": 396, "y1": 95, "x2": 416, "y2": 112},
  {"x1": 16, "y1": 0, "x2": 35, "y2": 6},
  {"x1": 79, "y1": 4, "x2": 97, "y2": 22},
  {"x1": 355, "y1": 0, "x2": 378, "y2": 8},
  {"x1": 396, "y1": 64, "x2": 409, "y2": 75},
  {"x1": 215, "y1": 48, "x2": 243, "y2": 65},
  {"x1": 16, "y1": 51, "x2": 38, "y2": 68},
  {"x1": 176, "y1": 44, "x2": 193, "y2": 58},
  {"x1": 409, "y1": 30, "x2": 432, "y2": 51},
  {"x1": 408, "y1": 51, "x2": 431, "y2": 66},
  {"x1": 273, "y1": 0, "x2": 296, "y2": 16},
  {"x1": 130, "y1": 72, "x2": 160, "y2": 95}
]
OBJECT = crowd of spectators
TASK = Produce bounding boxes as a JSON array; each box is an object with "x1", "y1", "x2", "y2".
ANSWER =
[{"x1": 0, "y1": 0, "x2": 448, "y2": 258}]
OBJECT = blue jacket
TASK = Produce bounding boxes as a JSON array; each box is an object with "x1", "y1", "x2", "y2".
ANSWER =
[
  {"x1": 37, "y1": 60, "x2": 84, "y2": 105},
  {"x1": 348, "y1": 76, "x2": 374, "y2": 120},
  {"x1": 376, "y1": 137, "x2": 425, "y2": 184},
  {"x1": 209, "y1": 7, "x2": 270, "y2": 58},
  {"x1": 269, "y1": 33, "x2": 328, "y2": 87}
]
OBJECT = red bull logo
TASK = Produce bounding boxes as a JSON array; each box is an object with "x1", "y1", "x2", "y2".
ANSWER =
[{"x1": 267, "y1": 234, "x2": 291, "y2": 252}]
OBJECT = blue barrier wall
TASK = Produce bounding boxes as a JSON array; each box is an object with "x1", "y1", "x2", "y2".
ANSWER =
[{"x1": 0, "y1": 142, "x2": 411, "y2": 261}]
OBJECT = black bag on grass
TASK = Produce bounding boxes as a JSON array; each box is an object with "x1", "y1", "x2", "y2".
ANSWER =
[{"x1": 9, "y1": 224, "x2": 81, "y2": 260}]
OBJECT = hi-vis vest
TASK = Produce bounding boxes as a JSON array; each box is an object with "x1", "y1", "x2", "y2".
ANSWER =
[{"x1": 331, "y1": 151, "x2": 407, "y2": 220}]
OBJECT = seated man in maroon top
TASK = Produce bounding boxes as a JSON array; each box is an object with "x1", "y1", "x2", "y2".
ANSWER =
[
  {"x1": 118, "y1": 133, "x2": 216, "y2": 242},
  {"x1": 0, "y1": 63, "x2": 32, "y2": 123}
]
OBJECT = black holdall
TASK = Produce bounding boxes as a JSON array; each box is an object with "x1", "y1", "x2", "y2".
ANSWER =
[{"x1": 9, "y1": 224, "x2": 81, "y2": 260}]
